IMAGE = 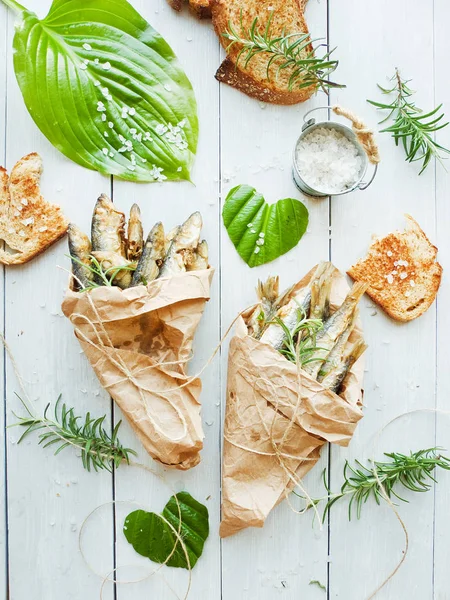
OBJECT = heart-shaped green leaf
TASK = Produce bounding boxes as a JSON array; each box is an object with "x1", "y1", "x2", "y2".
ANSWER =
[
  {"x1": 8, "y1": 0, "x2": 198, "y2": 182},
  {"x1": 123, "y1": 492, "x2": 209, "y2": 570},
  {"x1": 222, "y1": 184, "x2": 309, "y2": 267}
]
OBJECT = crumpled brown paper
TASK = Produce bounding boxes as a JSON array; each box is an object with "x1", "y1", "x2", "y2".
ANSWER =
[
  {"x1": 220, "y1": 266, "x2": 365, "y2": 537},
  {"x1": 62, "y1": 269, "x2": 214, "y2": 471}
]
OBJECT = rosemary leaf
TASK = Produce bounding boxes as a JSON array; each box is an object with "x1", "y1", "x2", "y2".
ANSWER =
[
  {"x1": 301, "y1": 448, "x2": 450, "y2": 521},
  {"x1": 367, "y1": 69, "x2": 450, "y2": 173},
  {"x1": 222, "y1": 13, "x2": 344, "y2": 94},
  {"x1": 11, "y1": 395, "x2": 137, "y2": 472}
]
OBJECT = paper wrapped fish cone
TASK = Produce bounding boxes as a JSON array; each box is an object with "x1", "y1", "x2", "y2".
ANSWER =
[
  {"x1": 62, "y1": 269, "x2": 214, "y2": 470},
  {"x1": 220, "y1": 266, "x2": 365, "y2": 537}
]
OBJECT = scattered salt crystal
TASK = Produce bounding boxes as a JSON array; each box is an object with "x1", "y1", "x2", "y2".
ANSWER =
[
  {"x1": 7, "y1": 228, "x2": 14, "y2": 234},
  {"x1": 21, "y1": 217, "x2": 34, "y2": 226},
  {"x1": 254, "y1": 247, "x2": 260, "y2": 254},
  {"x1": 128, "y1": 107, "x2": 136, "y2": 116},
  {"x1": 387, "y1": 274, "x2": 394, "y2": 284},
  {"x1": 164, "y1": 84, "x2": 172, "y2": 92},
  {"x1": 21, "y1": 198, "x2": 28, "y2": 206},
  {"x1": 79, "y1": 63, "x2": 88, "y2": 70},
  {"x1": 410, "y1": 280, "x2": 416, "y2": 287},
  {"x1": 83, "y1": 43, "x2": 92, "y2": 51},
  {"x1": 259, "y1": 232, "x2": 265, "y2": 238},
  {"x1": 104, "y1": 132, "x2": 108, "y2": 137},
  {"x1": 399, "y1": 272, "x2": 408, "y2": 280},
  {"x1": 177, "y1": 166, "x2": 182, "y2": 172},
  {"x1": 101, "y1": 114, "x2": 106, "y2": 121},
  {"x1": 295, "y1": 127, "x2": 363, "y2": 193},
  {"x1": 251, "y1": 229, "x2": 256, "y2": 234},
  {"x1": 405, "y1": 291, "x2": 411, "y2": 297},
  {"x1": 18, "y1": 230, "x2": 26, "y2": 237},
  {"x1": 387, "y1": 251, "x2": 393, "y2": 257},
  {"x1": 102, "y1": 148, "x2": 108, "y2": 155},
  {"x1": 103, "y1": 61, "x2": 111, "y2": 70},
  {"x1": 247, "y1": 223, "x2": 253, "y2": 228},
  {"x1": 108, "y1": 122, "x2": 114, "y2": 129},
  {"x1": 94, "y1": 58, "x2": 99, "y2": 64},
  {"x1": 109, "y1": 152, "x2": 114, "y2": 158}
]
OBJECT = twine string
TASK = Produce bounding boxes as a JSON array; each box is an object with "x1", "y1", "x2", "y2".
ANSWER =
[{"x1": 332, "y1": 105, "x2": 381, "y2": 165}]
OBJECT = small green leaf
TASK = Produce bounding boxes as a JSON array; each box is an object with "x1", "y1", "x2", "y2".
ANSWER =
[
  {"x1": 222, "y1": 184, "x2": 309, "y2": 268},
  {"x1": 309, "y1": 579, "x2": 326, "y2": 592},
  {"x1": 7, "y1": 0, "x2": 198, "y2": 182},
  {"x1": 123, "y1": 492, "x2": 209, "y2": 570}
]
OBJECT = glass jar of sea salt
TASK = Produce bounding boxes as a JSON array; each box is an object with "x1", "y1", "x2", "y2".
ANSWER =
[{"x1": 293, "y1": 107, "x2": 378, "y2": 197}]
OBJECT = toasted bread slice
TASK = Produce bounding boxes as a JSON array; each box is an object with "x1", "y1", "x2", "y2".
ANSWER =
[
  {"x1": 168, "y1": 0, "x2": 212, "y2": 18},
  {"x1": 0, "y1": 153, "x2": 68, "y2": 265},
  {"x1": 348, "y1": 215, "x2": 442, "y2": 322},
  {"x1": 212, "y1": 0, "x2": 316, "y2": 104}
]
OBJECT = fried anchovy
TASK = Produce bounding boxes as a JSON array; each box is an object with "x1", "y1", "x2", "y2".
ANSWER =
[
  {"x1": 127, "y1": 203, "x2": 144, "y2": 261},
  {"x1": 131, "y1": 222, "x2": 165, "y2": 287},
  {"x1": 303, "y1": 281, "x2": 368, "y2": 379},
  {"x1": 68, "y1": 223, "x2": 94, "y2": 290},
  {"x1": 320, "y1": 339, "x2": 367, "y2": 393},
  {"x1": 91, "y1": 194, "x2": 126, "y2": 257}
]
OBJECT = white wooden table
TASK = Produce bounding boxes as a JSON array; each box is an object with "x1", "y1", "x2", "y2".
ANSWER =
[{"x1": 1, "y1": 0, "x2": 449, "y2": 598}]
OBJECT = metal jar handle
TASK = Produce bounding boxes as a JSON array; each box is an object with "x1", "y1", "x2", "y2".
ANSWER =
[
  {"x1": 302, "y1": 106, "x2": 331, "y2": 131},
  {"x1": 358, "y1": 163, "x2": 378, "y2": 190}
]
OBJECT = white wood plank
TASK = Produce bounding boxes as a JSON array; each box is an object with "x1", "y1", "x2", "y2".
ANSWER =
[
  {"x1": 0, "y1": 5, "x2": 7, "y2": 597},
  {"x1": 112, "y1": 2, "x2": 222, "y2": 598},
  {"x1": 219, "y1": 2, "x2": 331, "y2": 598},
  {"x1": 4, "y1": 2, "x2": 115, "y2": 598},
  {"x1": 433, "y1": 2, "x2": 450, "y2": 598},
  {"x1": 328, "y1": 1, "x2": 437, "y2": 598}
]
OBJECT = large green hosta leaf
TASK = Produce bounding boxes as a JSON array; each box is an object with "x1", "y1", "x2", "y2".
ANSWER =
[{"x1": 5, "y1": 0, "x2": 198, "y2": 182}]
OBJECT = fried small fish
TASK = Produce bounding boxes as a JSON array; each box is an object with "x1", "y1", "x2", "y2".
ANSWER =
[
  {"x1": 185, "y1": 240, "x2": 209, "y2": 271},
  {"x1": 127, "y1": 203, "x2": 144, "y2": 261},
  {"x1": 309, "y1": 262, "x2": 334, "y2": 320},
  {"x1": 247, "y1": 276, "x2": 280, "y2": 338},
  {"x1": 320, "y1": 339, "x2": 367, "y2": 393},
  {"x1": 159, "y1": 212, "x2": 202, "y2": 278},
  {"x1": 317, "y1": 311, "x2": 357, "y2": 384},
  {"x1": 259, "y1": 262, "x2": 334, "y2": 350},
  {"x1": 91, "y1": 194, "x2": 126, "y2": 257},
  {"x1": 303, "y1": 281, "x2": 368, "y2": 379},
  {"x1": 92, "y1": 251, "x2": 134, "y2": 289},
  {"x1": 131, "y1": 222, "x2": 166, "y2": 286},
  {"x1": 68, "y1": 223, "x2": 94, "y2": 290}
]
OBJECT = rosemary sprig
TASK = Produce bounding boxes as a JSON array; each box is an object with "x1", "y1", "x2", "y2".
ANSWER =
[
  {"x1": 367, "y1": 69, "x2": 450, "y2": 173},
  {"x1": 11, "y1": 395, "x2": 137, "y2": 472},
  {"x1": 222, "y1": 13, "x2": 344, "y2": 94},
  {"x1": 275, "y1": 307, "x2": 324, "y2": 367},
  {"x1": 69, "y1": 254, "x2": 136, "y2": 292},
  {"x1": 300, "y1": 448, "x2": 450, "y2": 520}
]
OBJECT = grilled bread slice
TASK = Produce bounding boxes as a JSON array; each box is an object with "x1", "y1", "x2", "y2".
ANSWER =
[
  {"x1": 212, "y1": 0, "x2": 316, "y2": 104},
  {"x1": 0, "y1": 153, "x2": 68, "y2": 265},
  {"x1": 348, "y1": 215, "x2": 442, "y2": 322}
]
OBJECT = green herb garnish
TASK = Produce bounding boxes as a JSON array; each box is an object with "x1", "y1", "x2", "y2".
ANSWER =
[
  {"x1": 301, "y1": 448, "x2": 450, "y2": 520},
  {"x1": 275, "y1": 308, "x2": 324, "y2": 367},
  {"x1": 124, "y1": 492, "x2": 209, "y2": 570},
  {"x1": 1, "y1": 0, "x2": 198, "y2": 182},
  {"x1": 222, "y1": 12, "x2": 344, "y2": 94},
  {"x1": 368, "y1": 69, "x2": 450, "y2": 173},
  {"x1": 12, "y1": 395, "x2": 136, "y2": 472}
]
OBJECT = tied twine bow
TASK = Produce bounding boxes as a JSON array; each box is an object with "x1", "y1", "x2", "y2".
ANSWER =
[{"x1": 332, "y1": 105, "x2": 381, "y2": 165}]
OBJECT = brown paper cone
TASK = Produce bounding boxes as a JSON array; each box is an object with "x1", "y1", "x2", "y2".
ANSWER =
[
  {"x1": 220, "y1": 267, "x2": 365, "y2": 537},
  {"x1": 62, "y1": 269, "x2": 214, "y2": 471}
]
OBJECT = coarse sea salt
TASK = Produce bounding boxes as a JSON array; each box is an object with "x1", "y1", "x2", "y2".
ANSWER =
[{"x1": 295, "y1": 127, "x2": 363, "y2": 194}]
